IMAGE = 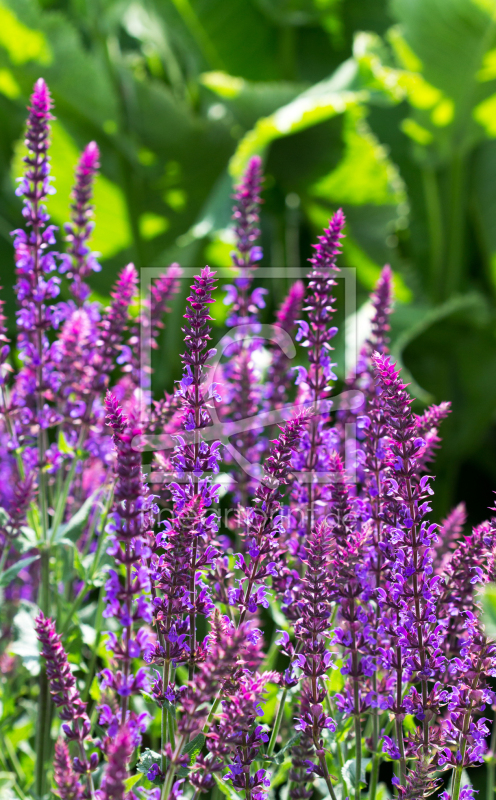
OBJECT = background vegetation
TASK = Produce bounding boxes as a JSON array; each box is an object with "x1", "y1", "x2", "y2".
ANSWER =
[{"x1": 1, "y1": 0, "x2": 496, "y2": 523}]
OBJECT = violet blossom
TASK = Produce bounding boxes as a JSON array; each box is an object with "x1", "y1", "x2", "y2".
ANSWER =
[
  {"x1": 99, "y1": 726, "x2": 133, "y2": 800},
  {"x1": 99, "y1": 393, "x2": 155, "y2": 745},
  {"x1": 54, "y1": 739, "x2": 84, "y2": 800},
  {"x1": 35, "y1": 613, "x2": 97, "y2": 783},
  {"x1": 63, "y1": 141, "x2": 101, "y2": 304}
]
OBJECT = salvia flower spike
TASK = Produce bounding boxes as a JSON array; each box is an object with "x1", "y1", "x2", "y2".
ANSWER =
[{"x1": 63, "y1": 141, "x2": 101, "y2": 303}]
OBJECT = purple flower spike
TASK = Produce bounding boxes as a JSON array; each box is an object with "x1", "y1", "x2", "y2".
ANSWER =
[
  {"x1": 35, "y1": 612, "x2": 91, "y2": 743},
  {"x1": 64, "y1": 141, "x2": 100, "y2": 303},
  {"x1": 414, "y1": 401, "x2": 452, "y2": 472},
  {"x1": 372, "y1": 352, "x2": 445, "y2": 769},
  {"x1": 232, "y1": 156, "x2": 263, "y2": 274},
  {"x1": 300, "y1": 208, "x2": 344, "y2": 397},
  {"x1": 439, "y1": 519, "x2": 496, "y2": 656},
  {"x1": 291, "y1": 209, "x2": 345, "y2": 544},
  {"x1": 11, "y1": 79, "x2": 67, "y2": 433},
  {"x1": 0, "y1": 292, "x2": 11, "y2": 391},
  {"x1": 149, "y1": 267, "x2": 221, "y2": 686},
  {"x1": 366, "y1": 264, "x2": 393, "y2": 357},
  {"x1": 293, "y1": 523, "x2": 335, "y2": 732},
  {"x1": 340, "y1": 263, "x2": 394, "y2": 436},
  {"x1": 355, "y1": 264, "x2": 394, "y2": 386},
  {"x1": 433, "y1": 502, "x2": 467, "y2": 573},
  {"x1": 89, "y1": 263, "x2": 138, "y2": 396},
  {"x1": 172, "y1": 266, "x2": 221, "y2": 493},
  {"x1": 235, "y1": 414, "x2": 308, "y2": 625},
  {"x1": 100, "y1": 394, "x2": 155, "y2": 742},
  {"x1": 127, "y1": 262, "x2": 182, "y2": 387},
  {"x1": 35, "y1": 613, "x2": 96, "y2": 787},
  {"x1": 54, "y1": 739, "x2": 84, "y2": 800},
  {"x1": 100, "y1": 726, "x2": 132, "y2": 800},
  {"x1": 225, "y1": 157, "x2": 264, "y2": 329},
  {"x1": 266, "y1": 280, "x2": 305, "y2": 407}
]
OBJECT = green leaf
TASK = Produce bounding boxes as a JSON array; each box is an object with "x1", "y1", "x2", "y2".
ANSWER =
[
  {"x1": 481, "y1": 583, "x2": 496, "y2": 638},
  {"x1": 123, "y1": 774, "x2": 142, "y2": 792},
  {"x1": 51, "y1": 490, "x2": 101, "y2": 544},
  {"x1": 376, "y1": 783, "x2": 392, "y2": 800},
  {"x1": 213, "y1": 774, "x2": 244, "y2": 800},
  {"x1": 229, "y1": 61, "x2": 364, "y2": 177},
  {"x1": 9, "y1": 601, "x2": 40, "y2": 675},
  {"x1": 136, "y1": 748, "x2": 161, "y2": 776},
  {"x1": 58, "y1": 429, "x2": 75, "y2": 456},
  {"x1": 0, "y1": 1, "x2": 51, "y2": 65},
  {"x1": 176, "y1": 732, "x2": 206, "y2": 778},
  {"x1": 391, "y1": 292, "x2": 488, "y2": 402},
  {"x1": 310, "y1": 105, "x2": 406, "y2": 207},
  {"x1": 201, "y1": 71, "x2": 305, "y2": 129},
  {"x1": 274, "y1": 732, "x2": 301, "y2": 764},
  {"x1": 183, "y1": 732, "x2": 206, "y2": 762},
  {"x1": 0, "y1": 555, "x2": 39, "y2": 589},
  {"x1": 269, "y1": 758, "x2": 292, "y2": 788},
  {"x1": 327, "y1": 660, "x2": 345, "y2": 694},
  {"x1": 391, "y1": 0, "x2": 496, "y2": 114},
  {"x1": 342, "y1": 757, "x2": 371, "y2": 792}
]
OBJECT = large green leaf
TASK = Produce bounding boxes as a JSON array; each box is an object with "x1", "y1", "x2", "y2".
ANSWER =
[
  {"x1": 309, "y1": 104, "x2": 406, "y2": 206},
  {"x1": 0, "y1": 555, "x2": 39, "y2": 589},
  {"x1": 391, "y1": 0, "x2": 496, "y2": 119},
  {"x1": 229, "y1": 60, "x2": 365, "y2": 176},
  {"x1": 0, "y1": 1, "x2": 51, "y2": 66},
  {"x1": 201, "y1": 71, "x2": 306, "y2": 129}
]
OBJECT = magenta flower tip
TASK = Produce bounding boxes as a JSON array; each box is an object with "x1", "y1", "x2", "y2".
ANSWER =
[
  {"x1": 81, "y1": 141, "x2": 100, "y2": 171},
  {"x1": 309, "y1": 208, "x2": 345, "y2": 272},
  {"x1": 30, "y1": 77, "x2": 53, "y2": 115}
]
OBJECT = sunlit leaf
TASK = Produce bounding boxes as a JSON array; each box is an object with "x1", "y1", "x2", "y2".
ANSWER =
[
  {"x1": 229, "y1": 61, "x2": 364, "y2": 177},
  {"x1": 0, "y1": 556, "x2": 39, "y2": 589},
  {"x1": 0, "y1": 1, "x2": 51, "y2": 65},
  {"x1": 310, "y1": 105, "x2": 406, "y2": 206}
]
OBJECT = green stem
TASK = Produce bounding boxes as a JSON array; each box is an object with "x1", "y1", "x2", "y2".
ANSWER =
[
  {"x1": 0, "y1": 546, "x2": 8, "y2": 577},
  {"x1": 35, "y1": 666, "x2": 49, "y2": 797},
  {"x1": 326, "y1": 693, "x2": 347, "y2": 798},
  {"x1": 82, "y1": 586, "x2": 105, "y2": 703},
  {"x1": 395, "y1": 715, "x2": 406, "y2": 787},
  {"x1": 451, "y1": 746, "x2": 467, "y2": 800},
  {"x1": 267, "y1": 687, "x2": 287, "y2": 756},
  {"x1": 35, "y1": 546, "x2": 51, "y2": 796},
  {"x1": 451, "y1": 653, "x2": 485, "y2": 800},
  {"x1": 317, "y1": 751, "x2": 338, "y2": 800},
  {"x1": 161, "y1": 735, "x2": 186, "y2": 800},
  {"x1": 50, "y1": 448, "x2": 84, "y2": 543},
  {"x1": 203, "y1": 691, "x2": 222, "y2": 732},
  {"x1": 354, "y1": 711, "x2": 362, "y2": 800},
  {"x1": 444, "y1": 152, "x2": 466, "y2": 299},
  {"x1": 168, "y1": 703, "x2": 176, "y2": 751},
  {"x1": 60, "y1": 488, "x2": 113, "y2": 636},
  {"x1": 168, "y1": 0, "x2": 224, "y2": 69},
  {"x1": 369, "y1": 673, "x2": 380, "y2": 800},
  {"x1": 421, "y1": 166, "x2": 444, "y2": 301},
  {"x1": 369, "y1": 752, "x2": 380, "y2": 800},
  {"x1": 162, "y1": 659, "x2": 171, "y2": 771},
  {"x1": 188, "y1": 538, "x2": 198, "y2": 680}
]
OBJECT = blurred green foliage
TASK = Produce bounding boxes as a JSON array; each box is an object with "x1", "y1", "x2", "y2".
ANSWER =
[{"x1": 2, "y1": 0, "x2": 496, "y2": 527}]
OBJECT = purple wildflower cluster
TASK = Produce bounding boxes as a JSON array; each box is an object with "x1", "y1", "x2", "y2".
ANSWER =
[{"x1": 2, "y1": 78, "x2": 496, "y2": 800}]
